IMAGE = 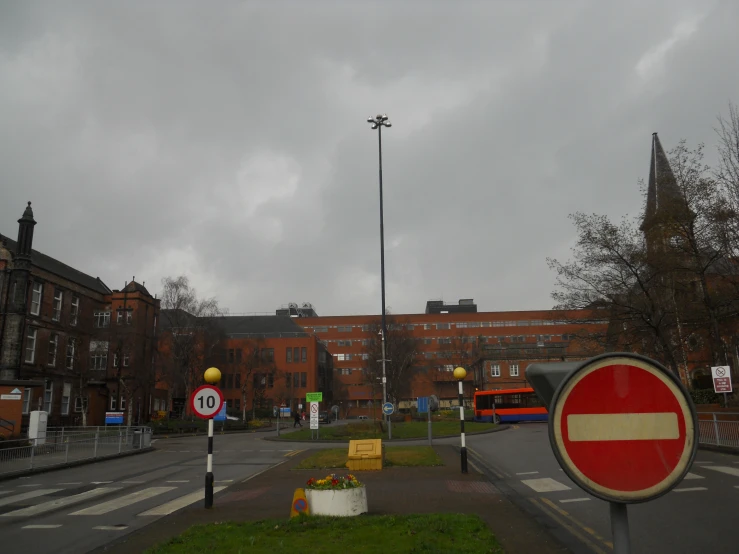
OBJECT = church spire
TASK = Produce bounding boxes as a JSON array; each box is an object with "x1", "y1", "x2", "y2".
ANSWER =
[
  {"x1": 16, "y1": 201, "x2": 37, "y2": 260},
  {"x1": 640, "y1": 133, "x2": 685, "y2": 232}
]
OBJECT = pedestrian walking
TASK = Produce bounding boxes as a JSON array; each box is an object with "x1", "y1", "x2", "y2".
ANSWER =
[{"x1": 294, "y1": 411, "x2": 302, "y2": 428}]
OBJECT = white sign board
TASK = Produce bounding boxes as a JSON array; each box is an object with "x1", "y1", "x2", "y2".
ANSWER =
[
  {"x1": 1, "y1": 394, "x2": 21, "y2": 400},
  {"x1": 310, "y1": 401, "x2": 319, "y2": 430},
  {"x1": 711, "y1": 366, "x2": 733, "y2": 393}
]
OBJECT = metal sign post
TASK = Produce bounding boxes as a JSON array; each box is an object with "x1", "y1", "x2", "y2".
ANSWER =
[
  {"x1": 190, "y1": 375, "x2": 225, "y2": 510},
  {"x1": 711, "y1": 366, "x2": 733, "y2": 407},
  {"x1": 530, "y1": 353, "x2": 698, "y2": 554}
]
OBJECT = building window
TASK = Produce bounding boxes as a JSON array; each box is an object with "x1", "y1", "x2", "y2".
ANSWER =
[
  {"x1": 25, "y1": 328, "x2": 37, "y2": 363},
  {"x1": 22, "y1": 388, "x2": 31, "y2": 414},
  {"x1": 110, "y1": 396, "x2": 116, "y2": 411},
  {"x1": 293, "y1": 347, "x2": 300, "y2": 363},
  {"x1": 436, "y1": 323, "x2": 450, "y2": 330},
  {"x1": 235, "y1": 398, "x2": 240, "y2": 411},
  {"x1": 314, "y1": 326, "x2": 328, "y2": 333},
  {"x1": 113, "y1": 353, "x2": 119, "y2": 367},
  {"x1": 74, "y1": 396, "x2": 88, "y2": 413},
  {"x1": 66, "y1": 338, "x2": 76, "y2": 369},
  {"x1": 227, "y1": 349, "x2": 235, "y2": 363},
  {"x1": 89, "y1": 341, "x2": 109, "y2": 370},
  {"x1": 456, "y1": 322, "x2": 468, "y2": 328},
  {"x1": 510, "y1": 363, "x2": 519, "y2": 377},
  {"x1": 94, "y1": 311, "x2": 111, "y2": 328},
  {"x1": 286, "y1": 348, "x2": 292, "y2": 363},
  {"x1": 30, "y1": 283, "x2": 42, "y2": 316},
  {"x1": 437, "y1": 338, "x2": 452, "y2": 345},
  {"x1": 234, "y1": 373, "x2": 241, "y2": 389},
  {"x1": 337, "y1": 340, "x2": 353, "y2": 347},
  {"x1": 490, "y1": 364, "x2": 501, "y2": 377},
  {"x1": 126, "y1": 310, "x2": 133, "y2": 324},
  {"x1": 52, "y1": 290, "x2": 63, "y2": 321},
  {"x1": 70, "y1": 296, "x2": 80, "y2": 326},
  {"x1": 425, "y1": 352, "x2": 435, "y2": 359},
  {"x1": 362, "y1": 353, "x2": 369, "y2": 360},
  {"x1": 337, "y1": 326, "x2": 352, "y2": 332},
  {"x1": 261, "y1": 348, "x2": 274, "y2": 362},
  {"x1": 301, "y1": 372, "x2": 307, "y2": 388},
  {"x1": 43, "y1": 381, "x2": 53, "y2": 413},
  {"x1": 443, "y1": 365, "x2": 454, "y2": 372},
  {"x1": 406, "y1": 324, "x2": 415, "y2": 331},
  {"x1": 268, "y1": 373, "x2": 274, "y2": 388},
  {"x1": 301, "y1": 347, "x2": 307, "y2": 363},
  {"x1": 61, "y1": 383, "x2": 71, "y2": 415},
  {"x1": 48, "y1": 333, "x2": 58, "y2": 366}
]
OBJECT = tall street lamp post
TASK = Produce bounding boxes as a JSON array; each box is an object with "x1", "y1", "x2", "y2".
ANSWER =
[
  {"x1": 367, "y1": 113, "x2": 392, "y2": 439},
  {"x1": 454, "y1": 366, "x2": 468, "y2": 474}
]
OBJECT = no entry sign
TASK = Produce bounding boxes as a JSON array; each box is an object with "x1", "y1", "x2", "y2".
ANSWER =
[{"x1": 549, "y1": 354, "x2": 697, "y2": 503}]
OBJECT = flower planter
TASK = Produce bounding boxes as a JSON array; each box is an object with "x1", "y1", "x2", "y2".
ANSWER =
[{"x1": 305, "y1": 486, "x2": 368, "y2": 517}]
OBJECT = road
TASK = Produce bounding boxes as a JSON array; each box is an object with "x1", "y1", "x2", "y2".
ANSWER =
[
  {"x1": 466, "y1": 423, "x2": 739, "y2": 554},
  {"x1": 0, "y1": 430, "x2": 311, "y2": 554}
]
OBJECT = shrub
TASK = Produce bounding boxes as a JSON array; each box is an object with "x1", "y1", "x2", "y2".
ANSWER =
[{"x1": 690, "y1": 389, "x2": 720, "y2": 405}]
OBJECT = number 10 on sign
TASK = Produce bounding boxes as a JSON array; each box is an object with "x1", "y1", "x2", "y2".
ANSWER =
[{"x1": 190, "y1": 385, "x2": 224, "y2": 419}]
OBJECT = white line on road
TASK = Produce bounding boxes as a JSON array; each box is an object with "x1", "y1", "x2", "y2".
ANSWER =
[
  {"x1": 57, "y1": 482, "x2": 82, "y2": 485},
  {"x1": 70, "y1": 487, "x2": 176, "y2": 516},
  {"x1": 279, "y1": 450, "x2": 293, "y2": 452},
  {"x1": 704, "y1": 466, "x2": 739, "y2": 477},
  {"x1": 93, "y1": 526, "x2": 129, "y2": 531},
  {"x1": 521, "y1": 478, "x2": 571, "y2": 492},
  {"x1": 1, "y1": 488, "x2": 118, "y2": 517},
  {"x1": 90, "y1": 481, "x2": 113, "y2": 484},
  {"x1": 137, "y1": 486, "x2": 227, "y2": 516},
  {"x1": 560, "y1": 498, "x2": 591, "y2": 503},
  {"x1": 166, "y1": 480, "x2": 190, "y2": 483},
  {"x1": 683, "y1": 473, "x2": 705, "y2": 480},
  {"x1": 0, "y1": 489, "x2": 62, "y2": 508},
  {"x1": 22, "y1": 525, "x2": 62, "y2": 529},
  {"x1": 0, "y1": 491, "x2": 10, "y2": 495},
  {"x1": 672, "y1": 487, "x2": 707, "y2": 492},
  {"x1": 516, "y1": 471, "x2": 539, "y2": 475},
  {"x1": 18, "y1": 484, "x2": 42, "y2": 487},
  {"x1": 121, "y1": 481, "x2": 145, "y2": 484},
  {"x1": 216, "y1": 480, "x2": 233, "y2": 483},
  {"x1": 259, "y1": 450, "x2": 273, "y2": 452}
]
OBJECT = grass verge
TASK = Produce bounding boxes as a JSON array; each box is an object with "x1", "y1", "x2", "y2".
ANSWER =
[
  {"x1": 294, "y1": 446, "x2": 443, "y2": 469},
  {"x1": 146, "y1": 514, "x2": 504, "y2": 554},
  {"x1": 278, "y1": 420, "x2": 495, "y2": 441}
]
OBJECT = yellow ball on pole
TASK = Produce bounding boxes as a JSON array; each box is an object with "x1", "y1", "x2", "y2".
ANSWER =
[
  {"x1": 453, "y1": 366, "x2": 467, "y2": 381},
  {"x1": 204, "y1": 367, "x2": 222, "y2": 384}
]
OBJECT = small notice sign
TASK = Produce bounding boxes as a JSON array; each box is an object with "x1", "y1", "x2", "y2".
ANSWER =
[
  {"x1": 310, "y1": 402, "x2": 319, "y2": 430},
  {"x1": 105, "y1": 411, "x2": 124, "y2": 424},
  {"x1": 306, "y1": 392, "x2": 322, "y2": 403},
  {"x1": 711, "y1": 366, "x2": 733, "y2": 393},
  {"x1": 1, "y1": 394, "x2": 21, "y2": 400}
]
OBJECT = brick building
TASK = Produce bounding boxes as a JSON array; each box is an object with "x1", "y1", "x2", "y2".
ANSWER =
[
  {"x1": 0, "y1": 203, "x2": 161, "y2": 429},
  {"x1": 285, "y1": 300, "x2": 605, "y2": 418}
]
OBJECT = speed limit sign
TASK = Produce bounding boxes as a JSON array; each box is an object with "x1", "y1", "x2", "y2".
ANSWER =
[{"x1": 190, "y1": 385, "x2": 224, "y2": 419}]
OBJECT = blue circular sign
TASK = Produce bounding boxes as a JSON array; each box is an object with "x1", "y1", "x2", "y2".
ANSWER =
[
  {"x1": 293, "y1": 498, "x2": 307, "y2": 512},
  {"x1": 382, "y1": 402, "x2": 394, "y2": 415}
]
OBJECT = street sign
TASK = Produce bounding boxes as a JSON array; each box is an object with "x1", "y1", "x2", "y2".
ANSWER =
[
  {"x1": 417, "y1": 397, "x2": 429, "y2": 414},
  {"x1": 213, "y1": 403, "x2": 227, "y2": 422},
  {"x1": 309, "y1": 401, "x2": 319, "y2": 430},
  {"x1": 549, "y1": 353, "x2": 697, "y2": 503},
  {"x1": 382, "y1": 402, "x2": 394, "y2": 416},
  {"x1": 105, "y1": 411, "x2": 124, "y2": 424},
  {"x1": 306, "y1": 392, "x2": 322, "y2": 403},
  {"x1": 711, "y1": 366, "x2": 733, "y2": 393},
  {"x1": 190, "y1": 385, "x2": 225, "y2": 420}
]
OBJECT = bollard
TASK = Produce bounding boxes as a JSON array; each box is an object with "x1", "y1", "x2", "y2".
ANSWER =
[
  {"x1": 118, "y1": 430, "x2": 123, "y2": 454},
  {"x1": 93, "y1": 428, "x2": 99, "y2": 458}
]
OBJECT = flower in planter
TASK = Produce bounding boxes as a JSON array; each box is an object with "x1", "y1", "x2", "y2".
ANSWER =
[{"x1": 305, "y1": 473, "x2": 363, "y2": 490}]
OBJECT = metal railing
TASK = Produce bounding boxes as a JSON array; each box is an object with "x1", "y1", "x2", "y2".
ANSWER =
[
  {"x1": 697, "y1": 412, "x2": 739, "y2": 448},
  {"x1": 0, "y1": 426, "x2": 152, "y2": 478}
]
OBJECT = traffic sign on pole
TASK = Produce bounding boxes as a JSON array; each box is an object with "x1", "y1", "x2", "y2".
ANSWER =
[
  {"x1": 310, "y1": 401, "x2": 319, "y2": 430},
  {"x1": 549, "y1": 353, "x2": 697, "y2": 504},
  {"x1": 382, "y1": 402, "x2": 394, "y2": 416},
  {"x1": 190, "y1": 385, "x2": 224, "y2": 420},
  {"x1": 711, "y1": 366, "x2": 733, "y2": 393}
]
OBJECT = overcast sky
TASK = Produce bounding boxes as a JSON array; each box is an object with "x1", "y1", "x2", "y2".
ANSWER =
[{"x1": 2, "y1": 1, "x2": 737, "y2": 316}]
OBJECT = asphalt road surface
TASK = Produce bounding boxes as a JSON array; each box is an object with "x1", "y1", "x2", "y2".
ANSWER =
[
  {"x1": 0, "y1": 431, "x2": 309, "y2": 554},
  {"x1": 466, "y1": 423, "x2": 739, "y2": 554}
]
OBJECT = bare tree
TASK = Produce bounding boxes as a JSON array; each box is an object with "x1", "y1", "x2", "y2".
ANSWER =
[{"x1": 158, "y1": 276, "x2": 225, "y2": 418}]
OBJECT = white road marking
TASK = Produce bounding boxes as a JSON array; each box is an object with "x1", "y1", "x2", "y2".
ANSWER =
[
  {"x1": 567, "y1": 413, "x2": 678, "y2": 441},
  {"x1": 0, "y1": 491, "x2": 11, "y2": 496},
  {"x1": 57, "y1": 482, "x2": 82, "y2": 485},
  {"x1": 694, "y1": 461, "x2": 714, "y2": 464},
  {"x1": 1, "y1": 488, "x2": 118, "y2": 517},
  {"x1": 216, "y1": 480, "x2": 233, "y2": 483},
  {"x1": 121, "y1": 481, "x2": 145, "y2": 484},
  {"x1": 521, "y1": 478, "x2": 571, "y2": 492},
  {"x1": 166, "y1": 480, "x2": 190, "y2": 483},
  {"x1": 70, "y1": 487, "x2": 176, "y2": 516},
  {"x1": 18, "y1": 484, "x2": 42, "y2": 487},
  {"x1": 22, "y1": 524, "x2": 62, "y2": 529},
  {"x1": 683, "y1": 473, "x2": 704, "y2": 480},
  {"x1": 138, "y1": 486, "x2": 227, "y2": 516},
  {"x1": 672, "y1": 487, "x2": 707, "y2": 492},
  {"x1": 93, "y1": 525, "x2": 128, "y2": 531},
  {"x1": 259, "y1": 450, "x2": 272, "y2": 452},
  {"x1": 279, "y1": 450, "x2": 293, "y2": 452},
  {"x1": 90, "y1": 481, "x2": 113, "y2": 485},
  {"x1": 241, "y1": 450, "x2": 253, "y2": 452},
  {"x1": 516, "y1": 471, "x2": 539, "y2": 475},
  {"x1": 704, "y1": 466, "x2": 739, "y2": 477},
  {"x1": 0, "y1": 489, "x2": 62, "y2": 508},
  {"x1": 560, "y1": 498, "x2": 591, "y2": 503}
]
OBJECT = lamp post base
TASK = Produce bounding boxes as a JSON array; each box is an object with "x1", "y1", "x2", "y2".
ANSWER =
[{"x1": 205, "y1": 472, "x2": 214, "y2": 508}]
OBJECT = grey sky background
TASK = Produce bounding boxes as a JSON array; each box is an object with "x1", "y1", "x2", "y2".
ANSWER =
[{"x1": 1, "y1": 1, "x2": 737, "y2": 316}]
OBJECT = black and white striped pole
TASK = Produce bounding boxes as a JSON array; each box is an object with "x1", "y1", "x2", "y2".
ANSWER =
[
  {"x1": 203, "y1": 367, "x2": 222, "y2": 509},
  {"x1": 454, "y1": 366, "x2": 468, "y2": 474}
]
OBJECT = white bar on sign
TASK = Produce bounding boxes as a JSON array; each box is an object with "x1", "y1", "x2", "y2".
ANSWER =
[{"x1": 567, "y1": 412, "x2": 679, "y2": 442}]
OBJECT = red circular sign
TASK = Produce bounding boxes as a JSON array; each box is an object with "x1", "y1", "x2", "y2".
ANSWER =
[
  {"x1": 550, "y1": 354, "x2": 697, "y2": 503},
  {"x1": 189, "y1": 385, "x2": 225, "y2": 420}
]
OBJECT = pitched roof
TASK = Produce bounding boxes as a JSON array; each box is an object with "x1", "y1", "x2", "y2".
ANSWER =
[
  {"x1": 217, "y1": 315, "x2": 309, "y2": 338},
  {"x1": 641, "y1": 133, "x2": 690, "y2": 231},
  {"x1": 0, "y1": 234, "x2": 111, "y2": 295},
  {"x1": 122, "y1": 281, "x2": 152, "y2": 297}
]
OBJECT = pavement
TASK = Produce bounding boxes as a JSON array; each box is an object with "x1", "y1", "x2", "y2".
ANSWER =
[{"x1": 91, "y1": 444, "x2": 569, "y2": 554}]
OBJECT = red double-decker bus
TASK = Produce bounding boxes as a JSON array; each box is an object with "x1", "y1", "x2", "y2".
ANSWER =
[{"x1": 473, "y1": 388, "x2": 548, "y2": 423}]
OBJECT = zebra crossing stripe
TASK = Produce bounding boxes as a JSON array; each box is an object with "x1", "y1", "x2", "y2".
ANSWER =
[
  {"x1": 1, "y1": 488, "x2": 118, "y2": 517},
  {"x1": 70, "y1": 487, "x2": 176, "y2": 516},
  {"x1": 138, "y1": 486, "x2": 227, "y2": 516},
  {"x1": 0, "y1": 489, "x2": 62, "y2": 508}
]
